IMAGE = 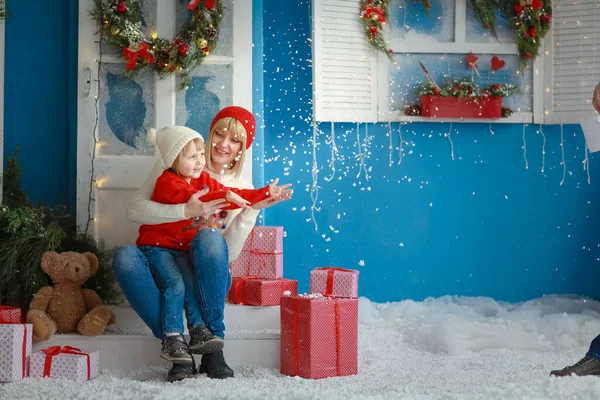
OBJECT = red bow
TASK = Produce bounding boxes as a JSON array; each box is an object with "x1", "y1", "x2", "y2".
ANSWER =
[
  {"x1": 43, "y1": 346, "x2": 92, "y2": 380},
  {"x1": 123, "y1": 42, "x2": 154, "y2": 71},
  {"x1": 229, "y1": 276, "x2": 259, "y2": 304},
  {"x1": 187, "y1": 0, "x2": 215, "y2": 11}
]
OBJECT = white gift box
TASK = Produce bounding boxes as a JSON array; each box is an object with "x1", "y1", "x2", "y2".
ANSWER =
[
  {"x1": 30, "y1": 347, "x2": 99, "y2": 381},
  {"x1": 0, "y1": 324, "x2": 32, "y2": 382}
]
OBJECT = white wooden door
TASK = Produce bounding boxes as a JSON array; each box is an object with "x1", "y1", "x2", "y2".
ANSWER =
[{"x1": 77, "y1": 0, "x2": 253, "y2": 247}]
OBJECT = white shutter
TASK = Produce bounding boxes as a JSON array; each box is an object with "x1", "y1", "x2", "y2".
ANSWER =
[
  {"x1": 545, "y1": 0, "x2": 600, "y2": 124},
  {"x1": 312, "y1": 0, "x2": 378, "y2": 122}
]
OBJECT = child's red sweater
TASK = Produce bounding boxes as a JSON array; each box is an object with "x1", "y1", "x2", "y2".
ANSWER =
[{"x1": 136, "y1": 169, "x2": 270, "y2": 251}]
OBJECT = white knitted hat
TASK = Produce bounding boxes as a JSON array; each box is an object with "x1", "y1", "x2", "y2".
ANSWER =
[{"x1": 147, "y1": 126, "x2": 204, "y2": 168}]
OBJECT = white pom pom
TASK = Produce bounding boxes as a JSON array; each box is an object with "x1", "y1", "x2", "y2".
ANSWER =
[{"x1": 147, "y1": 128, "x2": 158, "y2": 145}]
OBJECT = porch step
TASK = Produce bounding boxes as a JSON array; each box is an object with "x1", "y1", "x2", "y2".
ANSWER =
[{"x1": 31, "y1": 304, "x2": 282, "y2": 372}]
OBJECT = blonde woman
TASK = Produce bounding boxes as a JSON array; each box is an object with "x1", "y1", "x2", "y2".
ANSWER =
[{"x1": 113, "y1": 107, "x2": 292, "y2": 382}]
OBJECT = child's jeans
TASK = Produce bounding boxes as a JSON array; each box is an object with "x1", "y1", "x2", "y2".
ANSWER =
[{"x1": 139, "y1": 245, "x2": 204, "y2": 336}]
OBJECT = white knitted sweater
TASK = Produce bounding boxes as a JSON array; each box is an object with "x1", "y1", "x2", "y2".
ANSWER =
[{"x1": 127, "y1": 159, "x2": 259, "y2": 262}]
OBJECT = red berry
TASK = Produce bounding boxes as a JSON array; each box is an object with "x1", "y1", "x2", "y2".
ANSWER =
[{"x1": 116, "y1": 2, "x2": 127, "y2": 14}]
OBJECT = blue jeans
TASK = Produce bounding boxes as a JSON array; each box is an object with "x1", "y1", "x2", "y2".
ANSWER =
[
  {"x1": 589, "y1": 335, "x2": 600, "y2": 359},
  {"x1": 113, "y1": 229, "x2": 231, "y2": 339},
  {"x1": 138, "y1": 246, "x2": 204, "y2": 335}
]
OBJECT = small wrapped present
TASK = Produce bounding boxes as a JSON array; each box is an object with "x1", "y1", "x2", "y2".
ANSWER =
[
  {"x1": 309, "y1": 267, "x2": 359, "y2": 298},
  {"x1": 280, "y1": 295, "x2": 358, "y2": 379},
  {"x1": 0, "y1": 306, "x2": 22, "y2": 323},
  {"x1": 230, "y1": 226, "x2": 283, "y2": 279},
  {"x1": 30, "y1": 346, "x2": 99, "y2": 381},
  {"x1": 228, "y1": 277, "x2": 297, "y2": 306},
  {"x1": 0, "y1": 323, "x2": 32, "y2": 382}
]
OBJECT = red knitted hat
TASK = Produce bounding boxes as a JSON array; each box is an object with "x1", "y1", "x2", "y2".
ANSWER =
[{"x1": 209, "y1": 106, "x2": 256, "y2": 149}]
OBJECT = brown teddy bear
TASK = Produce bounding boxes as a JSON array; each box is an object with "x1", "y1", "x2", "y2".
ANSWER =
[{"x1": 26, "y1": 251, "x2": 116, "y2": 341}]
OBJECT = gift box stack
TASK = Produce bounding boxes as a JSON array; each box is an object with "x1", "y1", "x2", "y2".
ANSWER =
[
  {"x1": 0, "y1": 306, "x2": 31, "y2": 383},
  {"x1": 280, "y1": 267, "x2": 360, "y2": 379},
  {"x1": 228, "y1": 226, "x2": 298, "y2": 306},
  {"x1": 0, "y1": 305, "x2": 99, "y2": 382}
]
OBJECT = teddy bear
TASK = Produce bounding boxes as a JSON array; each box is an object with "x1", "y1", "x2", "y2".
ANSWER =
[{"x1": 26, "y1": 251, "x2": 116, "y2": 341}]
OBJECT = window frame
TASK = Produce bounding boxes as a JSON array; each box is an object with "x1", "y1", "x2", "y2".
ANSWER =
[{"x1": 376, "y1": 0, "x2": 545, "y2": 124}]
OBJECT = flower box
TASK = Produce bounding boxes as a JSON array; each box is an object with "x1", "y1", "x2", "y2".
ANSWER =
[{"x1": 420, "y1": 95, "x2": 502, "y2": 119}]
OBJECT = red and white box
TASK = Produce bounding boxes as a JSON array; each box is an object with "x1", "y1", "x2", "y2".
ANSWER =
[
  {"x1": 0, "y1": 323, "x2": 32, "y2": 382},
  {"x1": 228, "y1": 277, "x2": 297, "y2": 306},
  {"x1": 30, "y1": 346, "x2": 99, "y2": 381},
  {"x1": 309, "y1": 267, "x2": 359, "y2": 298},
  {"x1": 280, "y1": 294, "x2": 358, "y2": 379},
  {"x1": 0, "y1": 306, "x2": 22, "y2": 323},
  {"x1": 230, "y1": 226, "x2": 283, "y2": 279}
]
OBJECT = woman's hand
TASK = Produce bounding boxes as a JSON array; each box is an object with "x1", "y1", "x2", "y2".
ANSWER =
[{"x1": 184, "y1": 187, "x2": 231, "y2": 219}]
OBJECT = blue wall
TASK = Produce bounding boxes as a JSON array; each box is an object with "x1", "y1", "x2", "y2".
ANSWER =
[
  {"x1": 3, "y1": 0, "x2": 77, "y2": 210},
  {"x1": 259, "y1": 0, "x2": 600, "y2": 302},
  {"x1": 4, "y1": 0, "x2": 600, "y2": 303}
]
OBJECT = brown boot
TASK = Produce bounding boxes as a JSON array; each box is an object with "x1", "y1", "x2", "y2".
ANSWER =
[{"x1": 551, "y1": 354, "x2": 600, "y2": 377}]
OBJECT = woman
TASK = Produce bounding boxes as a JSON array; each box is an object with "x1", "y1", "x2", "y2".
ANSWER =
[{"x1": 113, "y1": 106, "x2": 291, "y2": 382}]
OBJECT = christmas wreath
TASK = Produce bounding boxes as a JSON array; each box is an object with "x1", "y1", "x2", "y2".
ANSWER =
[
  {"x1": 90, "y1": 0, "x2": 223, "y2": 89},
  {"x1": 469, "y1": 0, "x2": 552, "y2": 66},
  {"x1": 359, "y1": 0, "x2": 393, "y2": 58}
]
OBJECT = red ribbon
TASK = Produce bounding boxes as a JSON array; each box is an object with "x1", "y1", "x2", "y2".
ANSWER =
[
  {"x1": 314, "y1": 267, "x2": 355, "y2": 296},
  {"x1": 291, "y1": 297, "x2": 342, "y2": 377},
  {"x1": 43, "y1": 346, "x2": 91, "y2": 380},
  {"x1": 244, "y1": 229, "x2": 283, "y2": 277},
  {"x1": 229, "y1": 276, "x2": 259, "y2": 304},
  {"x1": 123, "y1": 42, "x2": 154, "y2": 71},
  {"x1": 187, "y1": 0, "x2": 215, "y2": 11}
]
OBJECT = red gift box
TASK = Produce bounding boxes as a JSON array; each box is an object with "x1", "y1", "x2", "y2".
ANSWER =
[
  {"x1": 30, "y1": 346, "x2": 100, "y2": 381},
  {"x1": 280, "y1": 295, "x2": 358, "y2": 379},
  {"x1": 230, "y1": 226, "x2": 283, "y2": 279},
  {"x1": 228, "y1": 277, "x2": 297, "y2": 306},
  {"x1": 0, "y1": 306, "x2": 22, "y2": 323},
  {"x1": 420, "y1": 95, "x2": 502, "y2": 119},
  {"x1": 0, "y1": 323, "x2": 32, "y2": 382},
  {"x1": 310, "y1": 267, "x2": 359, "y2": 298}
]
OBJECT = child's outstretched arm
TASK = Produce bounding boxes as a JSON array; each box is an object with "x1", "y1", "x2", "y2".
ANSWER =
[{"x1": 195, "y1": 172, "x2": 271, "y2": 209}]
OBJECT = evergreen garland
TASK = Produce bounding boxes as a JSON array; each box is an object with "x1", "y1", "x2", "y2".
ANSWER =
[
  {"x1": 0, "y1": 150, "x2": 118, "y2": 309},
  {"x1": 90, "y1": 0, "x2": 224, "y2": 89},
  {"x1": 0, "y1": 1, "x2": 6, "y2": 20},
  {"x1": 469, "y1": 0, "x2": 499, "y2": 39},
  {"x1": 509, "y1": 0, "x2": 552, "y2": 68},
  {"x1": 359, "y1": 0, "x2": 393, "y2": 58}
]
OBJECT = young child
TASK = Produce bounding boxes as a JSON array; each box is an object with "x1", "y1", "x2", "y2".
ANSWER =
[{"x1": 137, "y1": 125, "x2": 284, "y2": 364}]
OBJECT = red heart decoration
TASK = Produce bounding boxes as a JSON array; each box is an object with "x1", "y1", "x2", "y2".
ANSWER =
[{"x1": 491, "y1": 56, "x2": 505, "y2": 72}]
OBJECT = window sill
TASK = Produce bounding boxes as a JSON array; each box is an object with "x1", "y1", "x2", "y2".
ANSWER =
[{"x1": 394, "y1": 112, "x2": 533, "y2": 124}]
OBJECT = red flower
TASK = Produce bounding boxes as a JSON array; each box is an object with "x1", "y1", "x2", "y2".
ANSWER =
[
  {"x1": 531, "y1": 0, "x2": 543, "y2": 10},
  {"x1": 169, "y1": 65, "x2": 175, "y2": 72},
  {"x1": 178, "y1": 44, "x2": 188, "y2": 56},
  {"x1": 528, "y1": 28, "x2": 537, "y2": 38},
  {"x1": 451, "y1": 87, "x2": 456, "y2": 92},
  {"x1": 432, "y1": 87, "x2": 441, "y2": 96},
  {"x1": 526, "y1": 51, "x2": 533, "y2": 58},
  {"x1": 541, "y1": 14, "x2": 551, "y2": 23},
  {"x1": 116, "y1": 2, "x2": 127, "y2": 14},
  {"x1": 369, "y1": 26, "x2": 378, "y2": 36},
  {"x1": 388, "y1": 49, "x2": 394, "y2": 54},
  {"x1": 484, "y1": 89, "x2": 490, "y2": 95},
  {"x1": 514, "y1": 5, "x2": 525, "y2": 16},
  {"x1": 175, "y1": 38, "x2": 182, "y2": 44},
  {"x1": 458, "y1": 85, "x2": 464, "y2": 90},
  {"x1": 492, "y1": 84, "x2": 500, "y2": 89}
]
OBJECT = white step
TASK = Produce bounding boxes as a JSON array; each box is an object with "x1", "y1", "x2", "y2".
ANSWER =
[{"x1": 31, "y1": 304, "x2": 282, "y2": 372}]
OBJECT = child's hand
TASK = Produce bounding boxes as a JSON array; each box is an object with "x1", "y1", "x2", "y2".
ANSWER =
[
  {"x1": 268, "y1": 178, "x2": 293, "y2": 200},
  {"x1": 226, "y1": 191, "x2": 251, "y2": 208}
]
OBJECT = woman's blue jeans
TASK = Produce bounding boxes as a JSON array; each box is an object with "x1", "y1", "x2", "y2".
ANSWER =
[{"x1": 113, "y1": 229, "x2": 231, "y2": 339}]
